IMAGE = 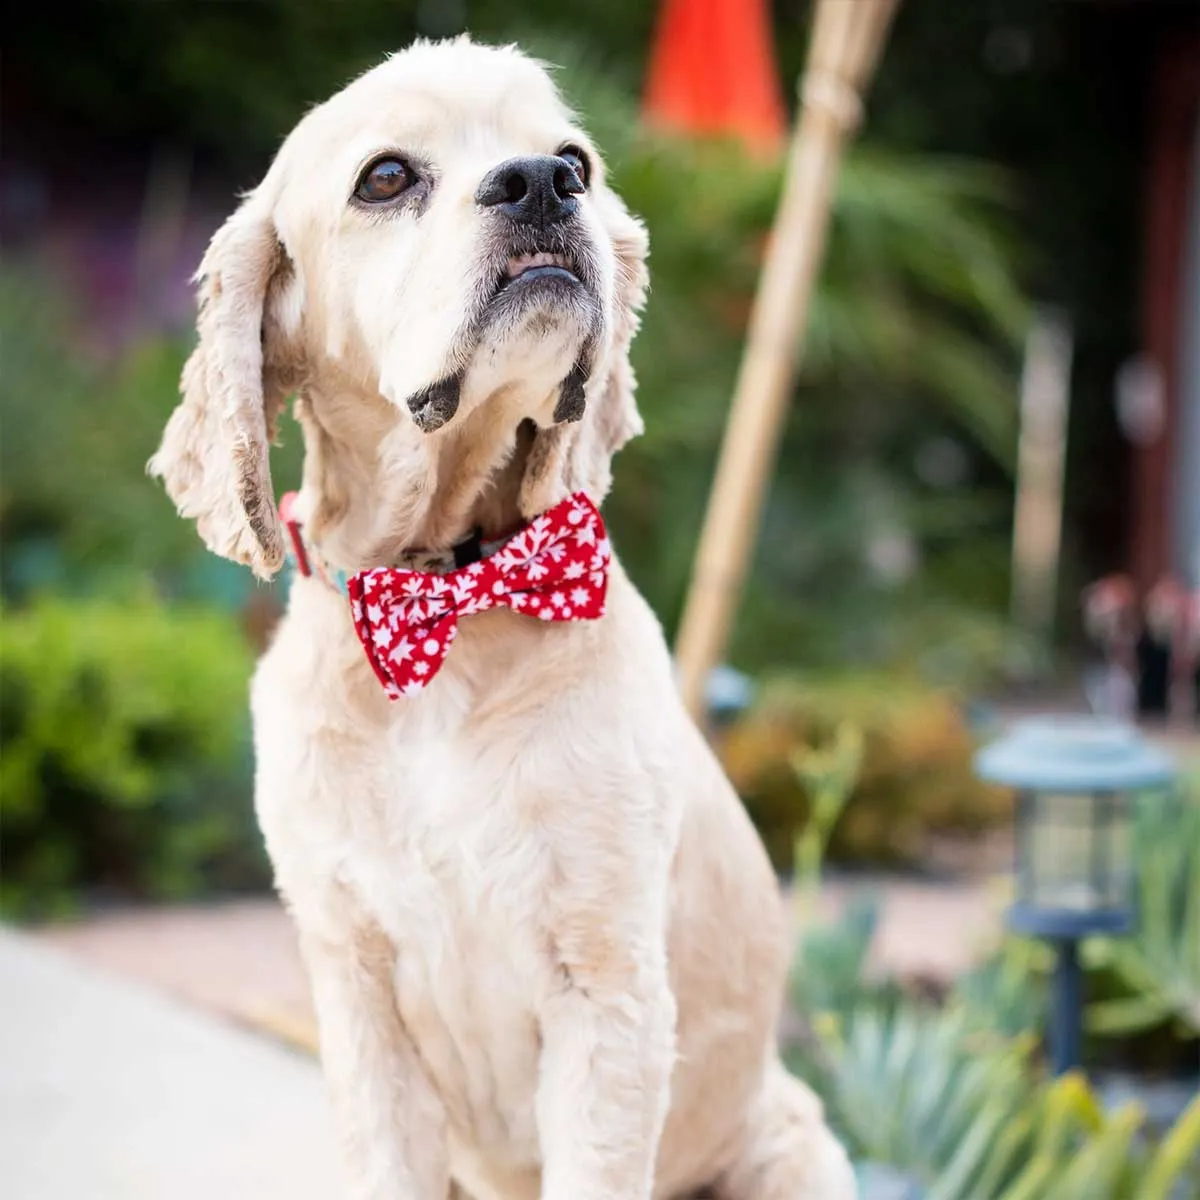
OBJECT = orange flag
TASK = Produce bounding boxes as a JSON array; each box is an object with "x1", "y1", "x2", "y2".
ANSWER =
[{"x1": 643, "y1": 0, "x2": 786, "y2": 154}]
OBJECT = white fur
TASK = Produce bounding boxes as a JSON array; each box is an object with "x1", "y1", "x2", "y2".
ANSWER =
[{"x1": 151, "y1": 37, "x2": 855, "y2": 1200}]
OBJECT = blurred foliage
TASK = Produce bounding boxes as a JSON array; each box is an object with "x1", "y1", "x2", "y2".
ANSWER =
[
  {"x1": 791, "y1": 721, "x2": 864, "y2": 931},
  {"x1": 791, "y1": 994, "x2": 1200, "y2": 1200},
  {"x1": 786, "y1": 780, "x2": 1200, "y2": 1200},
  {"x1": 6, "y1": 0, "x2": 1173, "y2": 605},
  {"x1": 1084, "y1": 780, "x2": 1200, "y2": 1041},
  {"x1": 4, "y1": 0, "x2": 1161, "y2": 907},
  {"x1": 0, "y1": 594, "x2": 266, "y2": 917},
  {"x1": 722, "y1": 673, "x2": 1011, "y2": 868},
  {"x1": 0, "y1": 96, "x2": 1029, "y2": 682},
  {"x1": 519, "y1": 31, "x2": 1030, "y2": 666},
  {"x1": 0, "y1": 265, "x2": 299, "y2": 607},
  {"x1": 608, "y1": 132, "x2": 1026, "y2": 669}
]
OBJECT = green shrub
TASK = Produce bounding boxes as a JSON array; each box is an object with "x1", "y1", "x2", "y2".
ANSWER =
[
  {"x1": 0, "y1": 593, "x2": 267, "y2": 916},
  {"x1": 721, "y1": 672, "x2": 1010, "y2": 868}
]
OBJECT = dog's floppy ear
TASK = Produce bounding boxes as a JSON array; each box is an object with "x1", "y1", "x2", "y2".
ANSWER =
[
  {"x1": 519, "y1": 208, "x2": 648, "y2": 518},
  {"x1": 149, "y1": 191, "x2": 298, "y2": 579}
]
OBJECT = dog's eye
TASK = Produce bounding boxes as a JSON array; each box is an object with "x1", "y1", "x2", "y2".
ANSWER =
[
  {"x1": 557, "y1": 145, "x2": 590, "y2": 189},
  {"x1": 355, "y1": 157, "x2": 414, "y2": 204}
]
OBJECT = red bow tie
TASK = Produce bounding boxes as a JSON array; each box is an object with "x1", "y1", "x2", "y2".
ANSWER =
[{"x1": 348, "y1": 492, "x2": 610, "y2": 699}]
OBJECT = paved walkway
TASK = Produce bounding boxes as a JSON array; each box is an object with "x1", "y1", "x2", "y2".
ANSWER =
[
  {"x1": 38, "y1": 878, "x2": 1004, "y2": 1053},
  {"x1": 8, "y1": 881, "x2": 1002, "y2": 1198},
  {"x1": 0, "y1": 927, "x2": 339, "y2": 1200}
]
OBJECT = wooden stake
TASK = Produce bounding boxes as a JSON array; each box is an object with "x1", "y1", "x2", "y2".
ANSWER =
[{"x1": 674, "y1": 0, "x2": 901, "y2": 718}]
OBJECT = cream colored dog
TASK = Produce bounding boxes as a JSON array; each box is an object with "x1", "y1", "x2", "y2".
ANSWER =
[{"x1": 151, "y1": 36, "x2": 854, "y2": 1200}]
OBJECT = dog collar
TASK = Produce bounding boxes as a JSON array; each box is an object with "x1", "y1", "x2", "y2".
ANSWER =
[{"x1": 278, "y1": 492, "x2": 524, "y2": 595}]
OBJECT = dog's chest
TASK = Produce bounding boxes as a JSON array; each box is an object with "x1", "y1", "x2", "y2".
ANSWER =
[{"x1": 337, "y1": 727, "x2": 551, "y2": 1165}]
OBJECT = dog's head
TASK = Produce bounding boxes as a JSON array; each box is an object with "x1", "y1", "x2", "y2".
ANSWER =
[{"x1": 150, "y1": 37, "x2": 648, "y2": 577}]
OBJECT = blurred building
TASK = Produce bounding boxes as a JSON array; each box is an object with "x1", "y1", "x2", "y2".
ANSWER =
[{"x1": 1132, "y1": 17, "x2": 1200, "y2": 594}]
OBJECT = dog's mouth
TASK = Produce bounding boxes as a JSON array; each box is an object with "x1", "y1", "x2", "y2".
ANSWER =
[
  {"x1": 502, "y1": 250, "x2": 579, "y2": 286},
  {"x1": 403, "y1": 230, "x2": 601, "y2": 434},
  {"x1": 493, "y1": 248, "x2": 582, "y2": 297}
]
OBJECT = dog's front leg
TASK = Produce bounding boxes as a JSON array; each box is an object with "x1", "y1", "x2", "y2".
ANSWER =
[
  {"x1": 536, "y1": 936, "x2": 676, "y2": 1200},
  {"x1": 301, "y1": 921, "x2": 448, "y2": 1200}
]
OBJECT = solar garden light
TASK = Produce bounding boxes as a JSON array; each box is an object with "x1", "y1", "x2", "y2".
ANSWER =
[{"x1": 975, "y1": 716, "x2": 1176, "y2": 1076}]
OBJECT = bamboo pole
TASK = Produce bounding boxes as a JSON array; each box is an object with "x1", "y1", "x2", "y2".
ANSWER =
[{"x1": 674, "y1": 0, "x2": 900, "y2": 719}]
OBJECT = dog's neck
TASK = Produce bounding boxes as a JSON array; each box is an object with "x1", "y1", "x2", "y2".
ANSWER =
[{"x1": 290, "y1": 373, "x2": 548, "y2": 574}]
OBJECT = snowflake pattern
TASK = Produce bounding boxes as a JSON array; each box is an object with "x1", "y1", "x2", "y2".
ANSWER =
[{"x1": 347, "y1": 492, "x2": 610, "y2": 700}]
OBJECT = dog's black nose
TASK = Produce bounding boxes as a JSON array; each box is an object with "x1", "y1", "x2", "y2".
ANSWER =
[{"x1": 475, "y1": 155, "x2": 583, "y2": 227}]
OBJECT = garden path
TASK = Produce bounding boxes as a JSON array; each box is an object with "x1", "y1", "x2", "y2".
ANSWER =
[
  {"x1": 37, "y1": 877, "x2": 1002, "y2": 1054},
  {"x1": 0, "y1": 927, "x2": 338, "y2": 1199}
]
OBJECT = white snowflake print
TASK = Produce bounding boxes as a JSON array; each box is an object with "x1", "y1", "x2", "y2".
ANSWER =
[{"x1": 348, "y1": 490, "x2": 610, "y2": 700}]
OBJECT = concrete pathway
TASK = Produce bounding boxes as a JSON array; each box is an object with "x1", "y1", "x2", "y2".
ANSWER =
[
  {"x1": 0, "y1": 927, "x2": 340, "y2": 1200},
  {"x1": 42, "y1": 899, "x2": 318, "y2": 1050},
  {"x1": 37, "y1": 878, "x2": 1005, "y2": 1056},
  {"x1": 8, "y1": 882, "x2": 1002, "y2": 1198}
]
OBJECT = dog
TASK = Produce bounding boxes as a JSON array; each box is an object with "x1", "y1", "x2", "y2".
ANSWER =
[{"x1": 151, "y1": 36, "x2": 854, "y2": 1200}]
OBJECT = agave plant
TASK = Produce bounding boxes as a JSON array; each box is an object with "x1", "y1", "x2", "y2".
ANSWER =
[
  {"x1": 785, "y1": 764, "x2": 1200, "y2": 1199},
  {"x1": 1084, "y1": 780, "x2": 1200, "y2": 1039},
  {"x1": 786, "y1": 936, "x2": 1200, "y2": 1200}
]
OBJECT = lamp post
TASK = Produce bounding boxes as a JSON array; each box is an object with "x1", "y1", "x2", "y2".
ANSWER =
[{"x1": 975, "y1": 716, "x2": 1175, "y2": 1075}]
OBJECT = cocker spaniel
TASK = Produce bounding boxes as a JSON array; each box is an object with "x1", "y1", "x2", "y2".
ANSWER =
[{"x1": 151, "y1": 36, "x2": 853, "y2": 1200}]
